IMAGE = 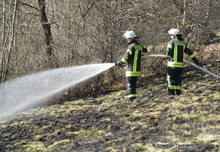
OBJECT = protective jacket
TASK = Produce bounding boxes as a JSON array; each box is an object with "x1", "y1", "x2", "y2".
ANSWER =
[
  {"x1": 166, "y1": 36, "x2": 199, "y2": 95},
  {"x1": 166, "y1": 37, "x2": 198, "y2": 67},
  {"x1": 119, "y1": 39, "x2": 148, "y2": 77}
]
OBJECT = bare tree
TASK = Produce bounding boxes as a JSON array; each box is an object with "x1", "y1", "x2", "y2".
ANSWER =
[
  {"x1": 0, "y1": 0, "x2": 219, "y2": 82},
  {"x1": 0, "y1": 0, "x2": 19, "y2": 81},
  {"x1": 38, "y1": 0, "x2": 58, "y2": 68},
  {"x1": 0, "y1": 0, "x2": 7, "y2": 82}
]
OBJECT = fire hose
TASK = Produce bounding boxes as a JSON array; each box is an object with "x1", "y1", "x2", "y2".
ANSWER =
[{"x1": 143, "y1": 54, "x2": 220, "y2": 79}]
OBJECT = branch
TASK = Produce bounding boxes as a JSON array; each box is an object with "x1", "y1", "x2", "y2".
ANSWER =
[
  {"x1": 81, "y1": 1, "x2": 95, "y2": 18},
  {"x1": 19, "y1": 0, "x2": 39, "y2": 11},
  {"x1": 172, "y1": 0, "x2": 184, "y2": 15}
]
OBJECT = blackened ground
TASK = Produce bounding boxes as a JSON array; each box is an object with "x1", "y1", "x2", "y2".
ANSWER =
[{"x1": 0, "y1": 64, "x2": 219, "y2": 152}]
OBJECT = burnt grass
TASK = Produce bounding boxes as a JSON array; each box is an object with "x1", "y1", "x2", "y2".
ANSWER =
[{"x1": 0, "y1": 64, "x2": 219, "y2": 152}]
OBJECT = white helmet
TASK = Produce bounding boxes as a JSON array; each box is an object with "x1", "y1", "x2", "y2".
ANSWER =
[
  {"x1": 123, "y1": 31, "x2": 138, "y2": 39},
  {"x1": 168, "y1": 28, "x2": 182, "y2": 35}
]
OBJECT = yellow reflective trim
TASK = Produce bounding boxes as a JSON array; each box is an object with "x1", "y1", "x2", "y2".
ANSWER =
[
  {"x1": 167, "y1": 62, "x2": 184, "y2": 67},
  {"x1": 174, "y1": 40, "x2": 186, "y2": 45},
  {"x1": 127, "y1": 94, "x2": 137, "y2": 98},
  {"x1": 174, "y1": 45, "x2": 178, "y2": 62},
  {"x1": 168, "y1": 86, "x2": 181, "y2": 90},
  {"x1": 168, "y1": 85, "x2": 176, "y2": 89},
  {"x1": 142, "y1": 52, "x2": 147, "y2": 56},
  {"x1": 121, "y1": 57, "x2": 127, "y2": 63},
  {"x1": 126, "y1": 71, "x2": 141, "y2": 77},
  {"x1": 189, "y1": 54, "x2": 196, "y2": 59},
  {"x1": 184, "y1": 44, "x2": 186, "y2": 51},
  {"x1": 176, "y1": 86, "x2": 181, "y2": 90},
  {"x1": 135, "y1": 45, "x2": 142, "y2": 49},
  {"x1": 133, "y1": 50, "x2": 139, "y2": 72}
]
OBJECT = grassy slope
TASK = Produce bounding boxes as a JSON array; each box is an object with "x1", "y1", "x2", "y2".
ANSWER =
[{"x1": 0, "y1": 64, "x2": 219, "y2": 152}]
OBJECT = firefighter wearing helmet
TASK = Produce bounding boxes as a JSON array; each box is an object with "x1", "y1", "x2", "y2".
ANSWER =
[
  {"x1": 115, "y1": 31, "x2": 148, "y2": 102},
  {"x1": 166, "y1": 28, "x2": 199, "y2": 95}
]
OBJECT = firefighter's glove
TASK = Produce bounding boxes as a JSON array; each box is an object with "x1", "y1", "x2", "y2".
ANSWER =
[
  {"x1": 115, "y1": 61, "x2": 123, "y2": 67},
  {"x1": 195, "y1": 60, "x2": 200, "y2": 66},
  {"x1": 192, "y1": 58, "x2": 200, "y2": 66}
]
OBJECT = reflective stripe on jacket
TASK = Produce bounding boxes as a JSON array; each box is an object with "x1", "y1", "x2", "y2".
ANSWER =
[
  {"x1": 166, "y1": 38, "x2": 196, "y2": 68},
  {"x1": 120, "y1": 40, "x2": 148, "y2": 77}
]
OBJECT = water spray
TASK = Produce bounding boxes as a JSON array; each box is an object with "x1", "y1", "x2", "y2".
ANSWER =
[
  {"x1": 143, "y1": 54, "x2": 220, "y2": 79},
  {"x1": 0, "y1": 63, "x2": 114, "y2": 121}
]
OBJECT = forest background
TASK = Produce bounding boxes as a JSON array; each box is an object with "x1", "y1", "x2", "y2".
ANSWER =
[{"x1": 1, "y1": 0, "x2": 220, "y2": 100}]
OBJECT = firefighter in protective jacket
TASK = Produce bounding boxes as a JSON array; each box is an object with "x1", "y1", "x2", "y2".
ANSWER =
[
  {"x1": 115, "y1": 31, "x2": 148, "y2": 102},
  {"x1": 166, "y1": 28, "x2": 199, "y2": 95}
]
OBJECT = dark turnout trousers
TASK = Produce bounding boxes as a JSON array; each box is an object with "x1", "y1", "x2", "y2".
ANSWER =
[
  {"x1": 166, "y1": 67, "x2": 183, "y2": 95},
  {"x1": 126, "y1": 77, "x2": 138, "y2": 101}
]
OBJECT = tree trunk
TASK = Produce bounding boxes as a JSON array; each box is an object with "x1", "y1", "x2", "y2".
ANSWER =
[
  {"x1": 173, "y1": 0, "x2": 185, "y2": 27},
  {"x1": 38, "y1": 0, "x2": 58, "y2": 68},
  {"x1": 1, "y1": 0, "x2": 18, "y2": 81},
  {"x1": 182, "y1": 0, "x2": 186, "y2": 25},
  {"x1": 1, "y1": 0, "x2": 7, "y2": 82},
  {"x1": 205, "y1": 0, "x2": 212, "y2": 22}
]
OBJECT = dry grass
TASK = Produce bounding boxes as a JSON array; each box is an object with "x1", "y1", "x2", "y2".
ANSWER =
[{"x1": 0, "y1": 45, "x2": 219, "y2": 152}]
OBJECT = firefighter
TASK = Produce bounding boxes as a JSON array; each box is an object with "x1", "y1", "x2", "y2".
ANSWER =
[
  {"x1": 166, "y1": 28, "x2": 199, "y2": 95},
  {"x1": 115, "y1": 31, "x2": 148, "y2": 102}
]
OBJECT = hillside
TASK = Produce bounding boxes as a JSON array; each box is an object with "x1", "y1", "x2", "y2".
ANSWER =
[{"x1": 0, "y1": 64, "x2": 219, "y2": 152}]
